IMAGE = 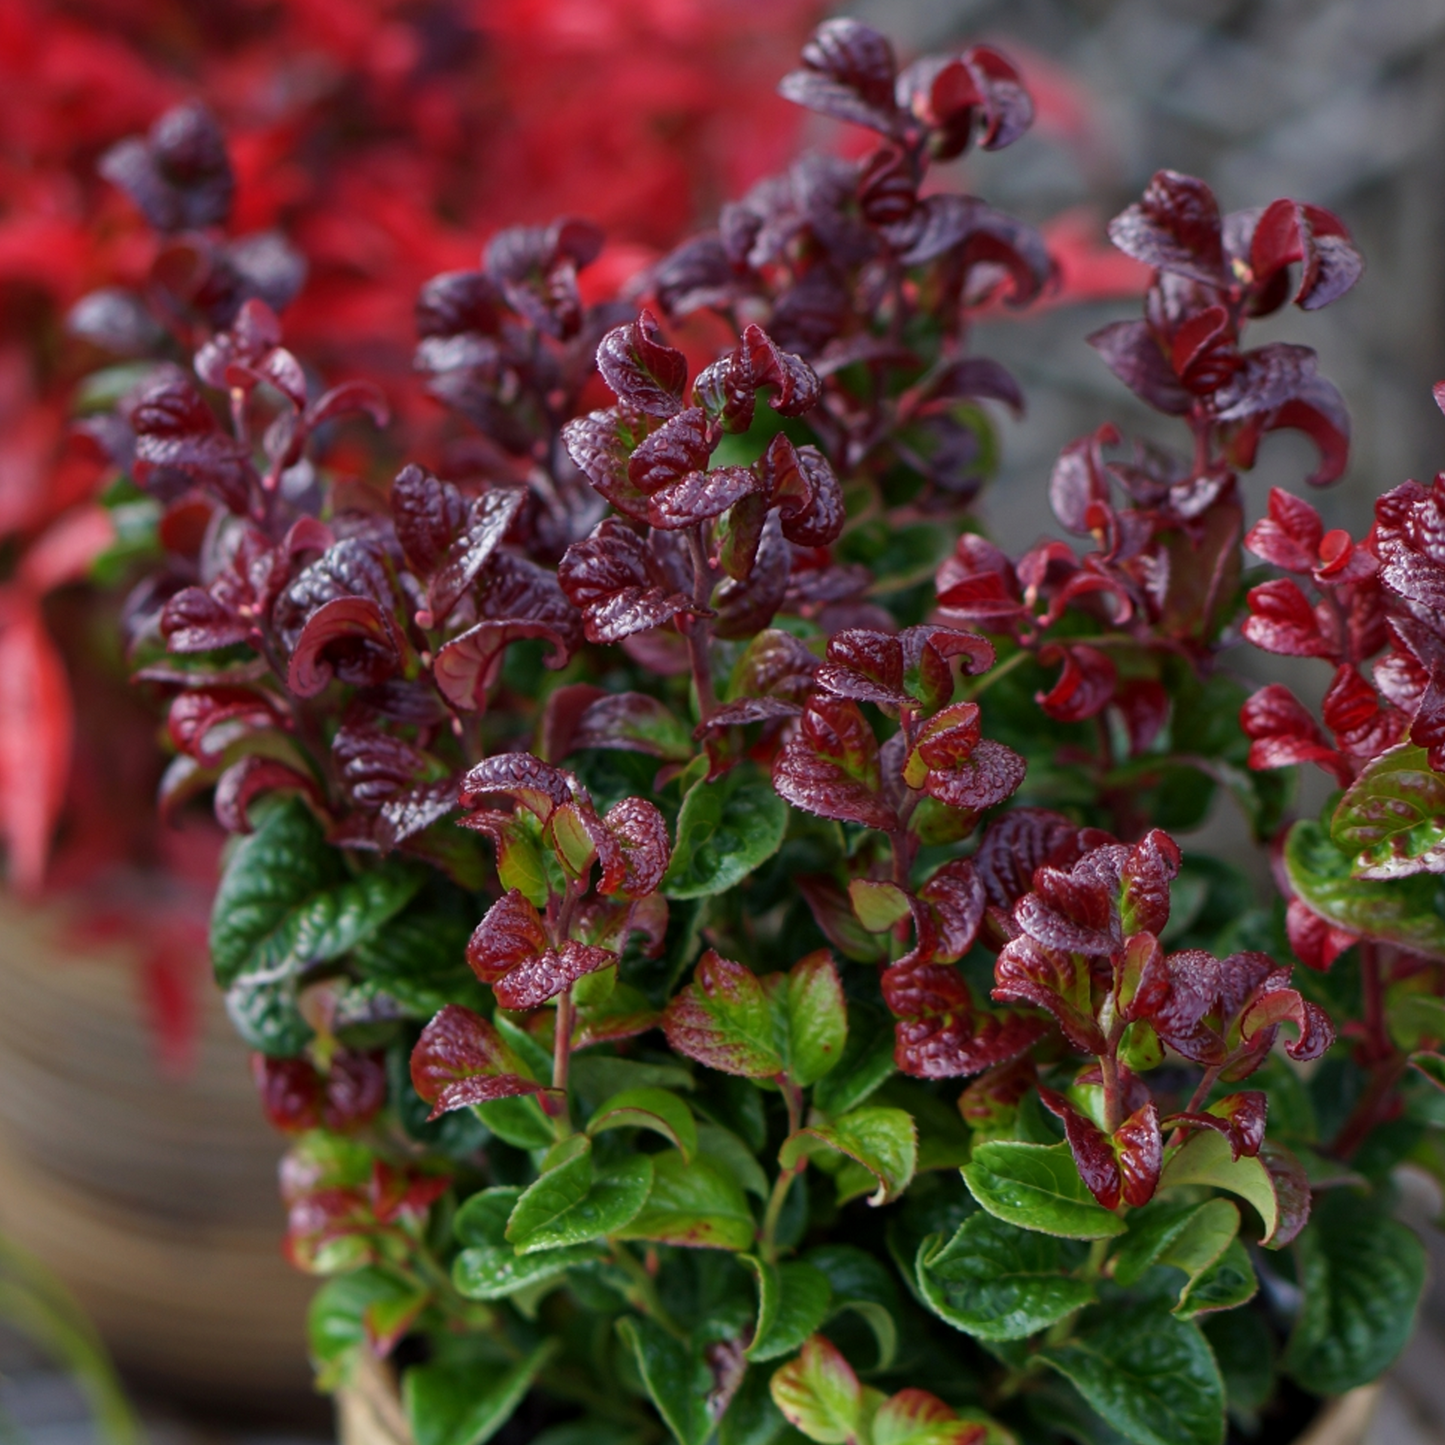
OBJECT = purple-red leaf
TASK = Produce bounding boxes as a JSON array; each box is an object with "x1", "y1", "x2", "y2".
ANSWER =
[
  {"x1": 409, "y1": 1004, "x2": 542, "y2": 1119},
  {"x1": 458, "y1": 752, "x2": 573, "y2": 822},
  {"x1": 992, "y1": 935, "x2": 1106, "y2": 1054},
  {"x1": 597, "y1": 310, "x2": 689, "y2": 418},
  {"x1": 778, "y1": 18, "x2": 899, "y2": 135},
  {"x1": 1107, "y1": 170, "x2": 1227, "y2": 286},
  {"x1": 772, "y1": 694, "x2": 896, "y2": 831},
  {"x1": 559, "y1": 519, "x2": 699, "y2": 643},
  {"x1": 287, "y1": 596, "x2": 404, "y2": 697}
]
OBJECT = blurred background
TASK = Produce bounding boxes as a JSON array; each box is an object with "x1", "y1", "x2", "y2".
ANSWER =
[{"x1": 0, "y1": 0, "x2": 1442, "y2": 1440}]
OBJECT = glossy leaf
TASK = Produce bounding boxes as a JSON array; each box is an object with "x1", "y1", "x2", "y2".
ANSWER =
[
  {"x1": 587, "y1": 1088, "x2": 698, "y2": 1161},
  {"x1": 618, "y1": 1316, "x2": 716, "y2": 1445},
  {"x1": 613, "y1": 1149, "x2": 755, "y2": 1250},
  {"x1": 780, "y1": 950, "x2": 848, "y2": 1087},
  {"x1": 917, "y1": 1213, "x2": 1094, "y2": 1341},
  {"x1": 453, "y1": 1242, "x2": 604, "y2": 1301},
  {"x1": 745, "y1": 1258, "x2": 833, "y2": 1362},
  {"x1": 1157, "y1": 1130, "x2": 1306, "y2": 1249},
  {"x1": 1038, "y1": 1306, "x2": 1225, "y2": 1445},
  {"x1": 1283, "y1": 1190, "x2": 1425, "y2": 1394},
  {"x1": 506, "y1": 1138, "x2": 654, "y2": 1253},
  {"x1": 962, "y1": 1142, "x2": 1127, "y2": 1240},
  {"x1": 664, "y1": 951, "x2": 784, "y2": 1078},
  {"x1": 782, "y1": 1107, "x2": 917, "y2": 1205},
  {"x1": 663, "y1": 764, "x2": 788, "y2": 899},
  {"x1": 410, "y1": 1006, "x2": 543, "y2": 1120},
  {"x1": 1331, "y1": 744, "x2": 1445, "y2": 878}
]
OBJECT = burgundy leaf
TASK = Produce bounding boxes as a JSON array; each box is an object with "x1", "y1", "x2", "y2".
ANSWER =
[
  {"x1": 1285, "y1": 897, "x2": 1356, "y2": 972},
  {"x1": 628, "y1": 408, "x2": 715, "y2": 493},
  {"x1": 564, "y1": 692, "x2": 694, "y2": 762},
  {"x1": 409, "y1": 1008, "x2": 543, "y2": 1120},
  {"x1": 922, "y1": 739, "x2": 1026, "y2": 813},
  {"x1": 559, "y1": 519, "x2": 698, "y2": 644},
  {"x1": 485, "y1": 218, "x2": 602, "y2": 339},
  {"x1": 1114, "y1": 1101, "x2": 1162, "y2": 1208},
  {"x1": 1038, "y1": 1087, "x2": 1123, "y2": 1210},
  {"x1": 1245, "y1": 487, "x2": 1324, "y2": 572},
  {"x1": 1375, "y1": 477, "x2": 1445, "y2": 611},
  {"x1": 772, "y1": 694, "x2": 896, "y2": 831},
  {"x1": 1259, "y1": 1140, "x2": 1312, "y2": 1247},
  {"x1": 597, "y1": 311, "x2": 689, "y2": 418},
  {"x1": 1170, "y1": 305, "x2": 1241, "y2": 393},
  {"x1": 894, "y1": 1009, "x2": 1043, "y2": 1081},
  {"x1": 696, "y1": 697, "x2": 804, "y2": 739},
  {"x1": 925, "y1": 356, "x2": 1025, "y2": 414},
  {"x1": 776, "y1": 442, "x2": 847, "y2": 548},
  {"x1": 1240, "y1": 684, "x2": 1347, "y2": 781},
  {"x1": 1164, "y1": 1091, "x2": 1267, "y2": 1160},
  {"x1": 1212, "y1": 343, "x2": 1319, "y2": 423},
  {"x1": 288, "y1": 597, "x2": 404, "y2": 697},
  {"x1": 778, "y1": 18, "x2": 899, "y2": 135},
  {"x1": 1107, "y1": 170, "x2": 1227, "y2": 286},
  {"x1": 742, "y1": 325, "x2": 821, "y2": 416},
  {"x1": 1115, "y1": 680, "x2": 1170, "y2": 756},
  {"x1": 935, "y1": 534, "x2": 1025, "y2": 620},
  {"x1": 692, "y1": 348, "x2": 757, "y2": 433},
  {"x1": 917, "y1": 859, "x2": 987, "y2": 962},
  {"x1": 1250, "y1": 199, "x2": 1363, "y2": 313},
  {"x1": 159, "y1": 587, "x2": 250, "y2": 653},
  {"x1": 376, "y1": 780, "x2": 457, "y2": 851},
  {"x1": 992, "y1": 935, "x2": 1106, "y2": 1054},
  {"x1": 1322, "y1": 665, "x2": 1403, "y2": 757},
  {"x1": 713, "y1": 511, "x2": 791, "y2": 639},
  {"x1": 1087, "y1": 321, "x2": 1191, "y2": 415},
  {"x1": 974, "y1": 809, "x2": 1112, "y2": 912},
  {"x1": 1242, "y1": 579, "x2": 1335, "y2": 659},
  {"x1": 1048, "y1": 425, "x2": 1118, "y2": 535},
  {"x1": 816, "y1": 629, "x2": 906, "y2": 708},
  {"x1": 1036, "y1": 644, "x2": 1116, "y2": 722},
  {"x1": 493, "y1": 942, "x2": 617, "y2": 1011},
  {"x1": 458, "y1": 752, "x2": 573, "y2": 822},
  {"x1": 1240, "y1": 987, "x2": 1334, "y2": 1062},
  {"x1": 662, "y1": 950, "x2": 781, "y2": 1078},
  {"x1": 561, "y1": 408, "x2": 653, "y2": 521},
  {"x1": 467, "y1": 889, "x2": 549, "y2": 981},
  {"x1": 167, "y1": 686, "x2": 286, "y2": 762},
  {"x1": 899, "y1": 46, "x2": 1033, "y2": 158},
  {"x1": 214, "y1": 756, "x2": 320, "y2": 833},
  {"x1": 391, "y1": 464, "x2": 468, "y2": 578},
  {"x1": 899, "y1": 195, "x2": 1051, "y2": 305},
  {"x1": 100, "y1": 101, "x2": 234, "y2": 232},
  {"x1": 599, "y1": 797, "x2": 671, "y2": 899},
  {"x1": 1118, "y1": 830, "x2": 1181, "y2": 939},
  {"x1": 648, "y1": 464, "x2": 763, "y2": 531},
  {"x1": 433, "y1": 618, "x2": 571, "y2": 712},
  {"x1": 253, "y1": 1054, "x2": 322, "y2": 1133},
  {"x1": 306, "y1": 380, "x2": 389, "y2": 431},
  {"x1": 425, "y1": 488, "x2": 526, "y2": 627}
]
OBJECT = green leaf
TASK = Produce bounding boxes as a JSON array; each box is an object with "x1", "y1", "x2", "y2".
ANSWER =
[
  {"x1": 808, "y1": 1245, "x2": 900, "y2": 1372},
  {"x1": 1175, "y1": 1238, "x2": 1256, "y2": 1320},
  {"x1": 1285, "y1": 818, "x2": 1445, "y2": 960},
  {"x1": 587, "y1": 1087, "x2": 698, "y2": 1161},
  {"x1": 1038, "y1": 1306, "x2": 1225, "y2": 1445},
  {"x1": 1332, "y1": 744, "x2": 1445, "y2": 877},
  {"x1": 404, "y1": 1340, "x2": 556, "y2": 1445},
  {"x1": 665, "y1": 951, "x2": 785, "y2": 1078},
  {"x1": 617, "y1": 1315, "x2": 716, "y2": 1445},
  {"x1": 1202, "y1": 1309, "x2": 1275, "y2": 1426},
  {"x1": 473, "y1": 1094, "x2": 555, "y2": 1149},
  {"x1": 769, "y1": 1335, "x2": 863, "y2": 1445},
  {"x1": 663, "y1": 763, "x2": 788, "y2": 899},
  {"x1": 744, "y1": 1258, "x2": 832, "y2": 1361},
  {"x1": 962, "y1": 1143, "x2": 1127, "y2": 1241},
  {"x1": 917, "y1": 1214, "x2": 1095, "y2": 1341},
  {"x1": 781, "y1": 1107, "x2": 917, "y2": 1205},
  {"x1": 614, "y1": 1150, "x2": 756, "y2": 1251},
  {"x1": 1110, "y1": 1197, "x2": 1244, "y2": 1319},
  {"x1": 453, "y1": 1242, "x2": 604, "y2": 1301},
  {"x1": 506, "y1": 1137, "x2": 653, "y2": 1253},
  {"x1": 781, "y1": 951, "x2": 848, "y2": 1087},
  {"x1": 812, "y1": 1007, "x2": 895, "y2": 1117},
  {"x1": 569, "y1": 1055, "x2": 694, "y2": 1105},
  {"x1": 698, "y1": 1123, "x2": 771, "y2": 1200},
  {"x1": 453, "y1": 1189, "x2": 521, "y2": 1248},
  {"x1": 225, "y1": 969, "x2": 312, "y2": 1054},
  {"x1": 210, "y1": 796, "x2": 422, "y2": 986},
  {"x1": 1388, "y1": 992, "x2": 1445, "y2": 1051},
  {"x1": 1283, "y1": 1189, "x2": 1425, "y2": 1393},
  {"x1": 1158, "y1": 1132, "x2": 1282, "y2": 1247}
]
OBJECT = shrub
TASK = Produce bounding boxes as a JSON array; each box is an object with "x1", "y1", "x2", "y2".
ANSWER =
[{"x1": 74, "y1": 16, "x2": 1438, "y2": 1445}]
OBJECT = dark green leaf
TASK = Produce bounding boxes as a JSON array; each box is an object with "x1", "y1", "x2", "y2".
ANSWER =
[
  {"x1": 588, "y1": 1088, "x2": 698, "y2": 1160},
  {"x1": 781, "y1": 1107, "x2": 917, "y2": 1205},
  {"x1": 614, "y1": 1150, "x2": 756, "y2": 1251},
  {"x1": 962, "y1": 1142, "x2": 1126, "y2": 1240},
  {"x1": 808, "y1": 1244, "x2": 900, "y2": 1371},
  {"x1": 454, "y1": 1188, "x2": 522, "y2": 1248},
  {"x1": 473, "y1": 1095, "x2": 555, "y2": 1150},
  {"x1": 453, "y1": 1242, "x2": 604, "y2": 1300},
  {"x1": 744, "y1": 1258, "x2": 832, "y2": 1361},
  {"x1": 917, "y1": 1214, "x2": 1094, "y2": 1341},
  {"x1": 617, "y1": 1315, "x2": 715, "y2": 1445},
  {"x1": 210, "y1": 797, "x2": 422, "y2": 986},
  {"x1": 1283, "y1": 1190, "x2": 1425, "y2": 1393},
  {"x1": 1202, "y1": 1310, "x2": 1276, "y2": 1425},
  {"x1": 507, "y1": 1138, "x2": 654, "y2": 1252},
  {"x1": 308, "y1": 1268, "x2": 427, "y2": 1390},
  {"x1": 1038, "y1": 1306, "x2": 1225, "y2": 1445},
  {"x1": 1176, "y1": 1238, "x2": 1256, "y2": 1320},
  {"x1": 780, "y1": 951, "x2": 848, "y2": 1087},
  {"x1": 404, "y1": 1340, "x2": 556, "y2": 1445},
  {"x1": 663, "y1": 764, "x2": 788, "y2": 899},
  {"x1": 812, "y1": 1006, "x2": 895, "y2": 1117}
]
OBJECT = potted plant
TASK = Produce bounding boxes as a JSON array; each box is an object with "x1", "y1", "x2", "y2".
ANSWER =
[{"x1": 77, "y1": 17, "x2": 1437, "y2": 1445}]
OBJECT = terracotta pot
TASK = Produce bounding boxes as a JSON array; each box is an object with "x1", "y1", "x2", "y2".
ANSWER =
[
  {"x1": 335, "y1": 1360, "x2": 1382, "y2": 1445},
  {"x1": 0, "y1": 894, "x2": 315, "y2": 1405}
]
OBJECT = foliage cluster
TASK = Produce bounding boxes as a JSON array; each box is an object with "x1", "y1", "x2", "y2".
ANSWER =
[{"x1": 66, "y1": 17, "x2": 1444, "y2": 1445}]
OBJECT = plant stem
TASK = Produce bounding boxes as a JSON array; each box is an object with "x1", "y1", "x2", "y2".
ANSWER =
[
  {"x1": 685, "y1": 525, "x2": 718, "y2": 723},
  {"x1": 1098, "y1": 1050, "x2": 1123, "y2": 1135},
  {"x1": 553, "y1": 983, "x2": 574, "y2": 1095},
  {"x1": 961, "y1": 647, "x2": 1030, "y2": 701},
  {"x1": 760, "y1": 1163, "x2": 800, "y2": 1265}
]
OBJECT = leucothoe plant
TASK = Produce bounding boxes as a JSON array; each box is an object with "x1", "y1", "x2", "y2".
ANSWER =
[{"x1": 67, "y1": 16, "x2": 1440, "y2": 1445}]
